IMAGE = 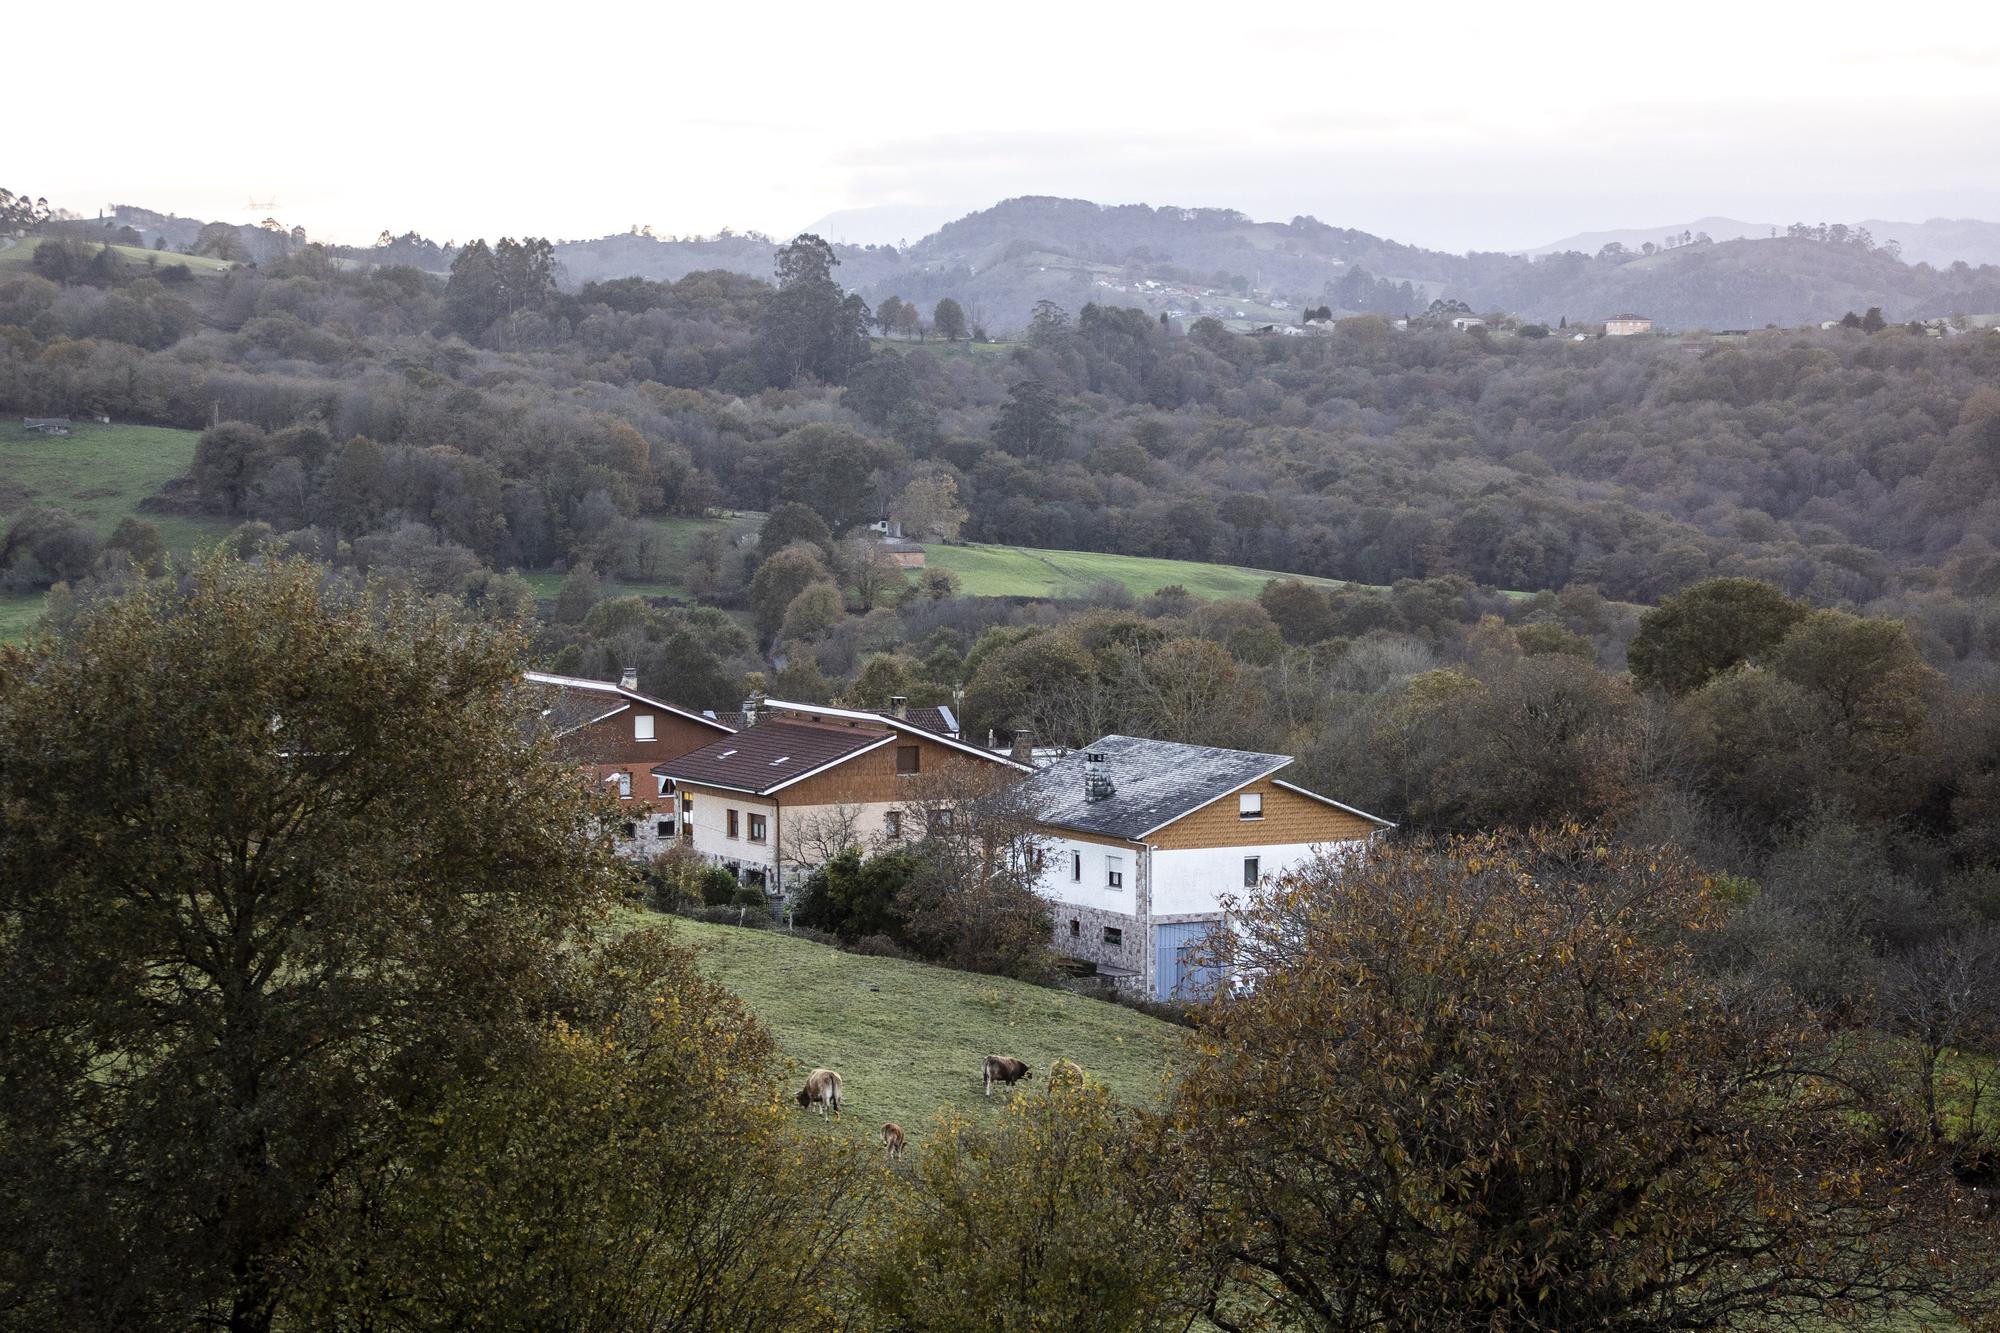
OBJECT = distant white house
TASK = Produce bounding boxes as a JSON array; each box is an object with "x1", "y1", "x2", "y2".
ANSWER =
[
  {"x1": 1450, "y1": 315, "x2": 1487, "y2": 332},
  {"x1": 1605, "y1": 314, "x2": 1654, "y2": 336}
]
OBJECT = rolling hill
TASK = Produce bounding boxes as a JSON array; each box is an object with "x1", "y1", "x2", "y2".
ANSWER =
[{"x1": 636, "y1": 915, "x2": 1182, "y2": 1143}]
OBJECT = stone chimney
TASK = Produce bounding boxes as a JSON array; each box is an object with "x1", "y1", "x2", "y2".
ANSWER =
[
  {"x1": 618, "y1": 666, "x2": 639, "y2": 692},
  {"x1": 1010, "y1": 728, "x2": 1035, "y2": 766},
  {"x1": 741, "y1": 695, "x2": 760, "y2": 727},
  {"x1": 889, "y1": 695, "x2": 908, "y2": 719},
  {"x1": 1083, "y1": 750, "x2": 1116, "y2": 802}
]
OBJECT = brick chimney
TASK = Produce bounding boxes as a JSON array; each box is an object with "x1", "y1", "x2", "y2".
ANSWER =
[
  {"x1": 618, "y1": 666, "x2": 639, "y2": 692},
  {"x1": 1010, "y1": 728, "x2": 1035, "y2": 765}
]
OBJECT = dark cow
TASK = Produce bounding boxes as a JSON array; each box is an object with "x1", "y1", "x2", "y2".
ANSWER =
[
  {"x1": 796, "y1": 1067, "x2": 842, "y2": 1119},
  {"x1": 982, "y1": 1055, "x2": 1032, "y2": 1096},
  {"x1": 880, "y1": 1122, "x2": 907, "y2": 1161}
]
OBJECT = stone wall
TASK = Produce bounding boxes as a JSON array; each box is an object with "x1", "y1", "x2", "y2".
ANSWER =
[{"x1": 1049, "y1": 900, "x2": 1147, "y2": 985}]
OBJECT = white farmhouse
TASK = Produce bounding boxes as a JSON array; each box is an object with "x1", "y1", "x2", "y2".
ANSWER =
[{"x1": 1015, "y1": 736, "x2": 1391, "y2": 1001}]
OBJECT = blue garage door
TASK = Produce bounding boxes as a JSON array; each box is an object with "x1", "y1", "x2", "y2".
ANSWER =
[{"x1": 1155, "y1": 920, "x2": 1223, "y2": 1002}]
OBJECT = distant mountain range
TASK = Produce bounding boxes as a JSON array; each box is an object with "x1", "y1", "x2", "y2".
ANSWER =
[
  {"x1": 548, "y1": 197, "x2": 2000, "y2": 332},
  {"x1": 99, "y1": 197, "x2": 2000, "y2": 334},
  {"x1": 1528, "y1": 216, "x2": 2000, "y2": 269}
]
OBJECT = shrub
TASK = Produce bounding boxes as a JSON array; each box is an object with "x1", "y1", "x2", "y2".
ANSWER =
[
  {"x1": 698, "y1": 866, "x2": 739, "y2": 907},
  {"x1": 643, "y1": 845, "x2": 707, "y2": 913}
]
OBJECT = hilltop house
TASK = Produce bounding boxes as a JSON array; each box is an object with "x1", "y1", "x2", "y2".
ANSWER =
[
  {"x1": 656, "y1": 697, "x2": 1027, "y2": 893},
  {"x1": 525, "y1": 669, "x2": 736, "y2": 859},
  {"x1": 21, "y1": 417, "x2": 70, "y2": 436},
  {"x1": 1014, "y1": 735, "x2": 1391, "y2": 1001},
  {"x1": 1605, "y1": 313, "x2": 1653, "y2": 336}
]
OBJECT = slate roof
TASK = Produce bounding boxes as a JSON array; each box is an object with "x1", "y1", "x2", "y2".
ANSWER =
[
  {"x1": 1016, "y1": 735, "x2": 1294, "y2": 841},
  {"x1": 655, "y1": 721, "x2": 894, "y2": 795}
]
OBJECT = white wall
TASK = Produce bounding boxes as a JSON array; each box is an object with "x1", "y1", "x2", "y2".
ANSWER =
[
  {"x1": 1030, "y1": 834, "x2": 1138, "y2": 916},
  {"x1": 685, "y1": 790, "x2": 779, "y2": 876},
  {"x1": 1152, "y1": 840, "x2": 1365, "y2": 917}
]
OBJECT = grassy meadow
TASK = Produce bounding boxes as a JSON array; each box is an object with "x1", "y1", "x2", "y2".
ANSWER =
[
  {"x1": 0, "y1": 235, "x2": 233, "y2": 274},
  {"x1": 631, "y1": 914, "x2": 1182, "y2": 1145},
  {"x1": 0, "y1": 421, "x2": 229, "y2": 640},
  {"x1": 927, "y1": 540, "x2": 1356, "y2": 601}
]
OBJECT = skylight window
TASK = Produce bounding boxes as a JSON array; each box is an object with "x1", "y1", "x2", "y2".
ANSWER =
[
  {"x1": 769, "y1": 755, "x2": 791, "y2": 766},
  {"x1": 719, "y1": 749, "x2": 738, "y2": 758}
]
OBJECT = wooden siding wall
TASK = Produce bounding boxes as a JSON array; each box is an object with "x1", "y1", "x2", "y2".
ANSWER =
[
  {"x1": 557, "y1": 709, "x2": 728, "y2": 771},
  {"x1": 780, "y1": 732, "x2": 994, "y2": 807},
  {"x1": 1149, "y1": 775, "x2": 1377, "y2": 849}
]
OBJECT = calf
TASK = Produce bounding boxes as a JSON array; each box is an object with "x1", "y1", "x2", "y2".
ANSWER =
[
  {"x1": 1049, "y1": 1058, "x2": 1085, "y2": 1085},
  {"x1": 982, "y1": 1055, "x2": 1032, "y2": 1097},
  {"x1": 796, "y1": 1067, "x2": 842, "y2": 1120},
  {"x1": 880, "y1": 1122, "x2": 906, "y2": 1161}
]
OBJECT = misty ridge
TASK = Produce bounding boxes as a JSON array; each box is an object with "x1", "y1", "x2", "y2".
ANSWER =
[{"x1": 94, "y1": 195, "x2": 2000, "y2": 333}]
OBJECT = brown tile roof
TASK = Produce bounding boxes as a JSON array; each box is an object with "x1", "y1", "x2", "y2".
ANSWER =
[
  {"x1": 523, "y1": 671, "x2": 735, "y2": 737},
  {"x1": 656, "y1": 720, "x2": 894, "y2": 795},
  {"x1": 702, "y1": 703, "x2": 960, "y2": 738}
]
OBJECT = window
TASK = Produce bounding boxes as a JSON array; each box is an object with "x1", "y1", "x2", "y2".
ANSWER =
[
  {"x1": 935, "y1": 807, "x2": 954, "y2": 830},
  {"x1": 1106, "y1": 856, "x2": 1124, "y2": 889},
  {"x1": 1102, "y1": 926, "x2": 1123, "y2": 947},
  {"x1": 1069, "y1": 918, "x2": 1080, "y2": 938},
  {"x1": 615, "y1": 771, "x2": 633, "y2": 799},
  {"x1": 1239, "y1": 792, "x2": 1263, "y2": 820},
  {"x1": 634, "y1": 714, "x2": 655, "y2": 741},
  {"x1": 884, "y1": 811, "x2": 902, "y2": 839},
  {"x1": 747, "y1": 813, "x2": 767, "y2": 843},
  {"x1": 1071, "y1": 851, "x2": 1082, "y2": 883},
  {"x1": 657, "y1": 820, "x2": 672, "y2": 838},
  {"x1": 622, "y1": 822, "x2": 637, "y2": 839},
  {"x1": 726, "y1": 808, "x2": 739, "y2": 839},
  {"x1": 656, "y1": 774, "x2": 669, "y2": 797},
  {"x1": 896, "y1": 745, "x2": 922, "y2": 775},
  {"x1": 1243, "y1": 856, "x2": 1261, "y2": 887}
]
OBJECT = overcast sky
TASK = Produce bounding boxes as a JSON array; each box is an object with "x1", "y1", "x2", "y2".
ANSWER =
[{"x1": 18, "y1": 0, "x2": 2000, "y2": 252}]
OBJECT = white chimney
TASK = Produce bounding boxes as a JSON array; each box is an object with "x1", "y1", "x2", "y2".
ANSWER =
[
  {"x1": 618, "y1": 666, "x2": 639, "y2": 692},
  {"x1": 741, "y1": 695, "x2": 760, "y2": 727},
  {"x1": 889, "y1": 695, "x2": 908, "y2": 718}
]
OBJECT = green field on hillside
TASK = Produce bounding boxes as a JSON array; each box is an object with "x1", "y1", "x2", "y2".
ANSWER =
[
  {"x1": 0, "y1": 421, "x2": 230, "y2": 640},
  {"x1": 0, "y1": 235, "x2": 233, "y2": 274},
  {"x1": 928, "y1": 541, "x2": 1354, "y2": 601},
  {"x1": 635, "y1": 914, "x2": 1182, "y2": 1144}
]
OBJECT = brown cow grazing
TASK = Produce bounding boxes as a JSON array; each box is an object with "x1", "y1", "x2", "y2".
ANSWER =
[
  {"x1": 880, "y1": 1122, "x2": 907, "y2": 1161},
  {"x1": 796, "y1": 1067, "x2": 842, "y2": 1119},
  {"x1": 1049, "y1": 1058, "x2": 1085, "y2": 1085},
  {"x1": 982, "y1": 1055, "x2": 1032, "y2": 1096}
]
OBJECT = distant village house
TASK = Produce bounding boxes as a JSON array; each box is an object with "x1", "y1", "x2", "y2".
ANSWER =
[{"x1": 1604, "y1": 314, "x2": 1654, "y2": 337}]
